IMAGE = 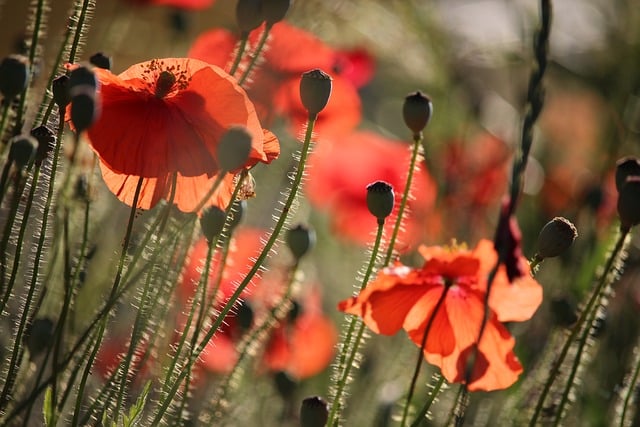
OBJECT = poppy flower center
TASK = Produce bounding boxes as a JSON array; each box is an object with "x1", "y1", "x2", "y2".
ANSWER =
[{"x1": 155, "y1": 71, "x2": 177, "y2": 99}]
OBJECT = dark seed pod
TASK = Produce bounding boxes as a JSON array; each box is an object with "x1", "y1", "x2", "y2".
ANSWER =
[
  {"x1": 236, "y1": 0, "x2": 264, "y2": 33},
  {"x1": 536, "y1": 217, "x2": 577, "y2": 259},
  {"x1": 89, "y1": 52, "x2": 112, "y2": 70},
  {"x1": 8, "y1": 135, "x2": 37, "y2": 169},
  {"x1": 366, "y1": 181, "x2": 394, "y2": 222},
  {"x1": 200, "y1": 205, "x2": 226, "y2": 242},
  {"x1": 286, "y1": 224, "x2": 315, "y2": 260},
  {"x1": 403, "y1": 91, "x2": 433, "y2": 135},
  {"x1": 300, "y1": 396, "x2": 329, "y2": 427},
  {"x1": 0, "y1": 54, "x2": 29, "y2": 100},
  {"x1": 300, "y1": 69, "x2": 332, "y2": 119},
  {"x1": 262, "y1": 0, "x2": 290, "y2": 25}
]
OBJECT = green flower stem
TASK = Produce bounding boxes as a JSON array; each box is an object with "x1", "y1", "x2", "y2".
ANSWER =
[
  {"x1": 229, "y1": 33, "x2": 250, "y2": 77},
  {"x1": 402, "y1": 287, "x2": 450, "y2": 427},
  {"x1": 529, "y1": 229, "x2": 629, "y2": 426},
  {"x1": 0, "y1": 165, "x2": 42, "y2": 408},
  {"x1": 238, "y1": 24, "x2": 273, "y2": 86},
  {"x1": 327, "y1": 219, "x2": 386, "y2": 426},
  {"x1": 0, "y1": 101, "x2": 11, "y2": 149},
  {"x1": 382, "y1": 132, "x2": 422, "y2": 266},
  {"x1": 618, "y1": 345, "x2": 640, "y2": 426},
  {"x1": 409, "y1": 374, "x2": 446, "y2": 427},
  {"x1": 151, "y1": 115, "x2": 317, "y2": 425}
]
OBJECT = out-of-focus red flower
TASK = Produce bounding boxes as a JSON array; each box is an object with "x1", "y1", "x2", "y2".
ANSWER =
[
  {"x1": 305, "y1": 130, "x2": 437, "y2": 247},
  {"x1": 179, "y1": 230, "x2": 336, "y2": 379},
  {"x1": 338, "y1": 239, "x2": 542, "y2": 391},
  {"x1": 188, "y1": 22, "x2": 365, "y2": 137},
  {"x1": 262, "y1": 288, "x2": 337, "y2": 379},
  {"x1": 71, "y1": 58, "x2": 279, "y2": 212},
  {"x1": 332, "y1": 48, "x2": 375, "y2": 89},
  {"x1": 124, "y1": 0, "x2": 215, "y2": 10}
]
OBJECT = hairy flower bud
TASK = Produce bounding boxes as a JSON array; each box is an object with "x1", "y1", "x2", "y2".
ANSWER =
[
  {"x1": 52, "y1": 75, "x2": 71, "y2": 109},
  {"x1": 89, "y1": 52, "x2": 112, "y2": 70},
  {"x1": 200, "y1": 205, "x2": 226, "y2": 242},
  {"x1": 9, "y1": 135, "x2": 37, "y2": 169},
  {"x1": 536, "y1": 217, "x2": 577, "y2": 259},
  {"x1": 617, "y1": 176, "x2": 640, "y2": 231},
  {"x1": 300, "y1": 396, "x2": 329, "y2": 427},
  {"x1": 0, "y1": 54, "x2": 29, "y2": 100},
  {"x1": 69, "y1": 65, "x2": 98, "y2": 91},
  {"x1": 403, "y1": 91, "x2": 433, "y2": 135},
  {"x1": 217, "y1": 126, "x2": 252, "y2": 172},
  {"x1": 70, "y1": 86, "x2": 99, "y2": 133},
  {"x1": 30, "y1": 125, "x2": 56, "y2": 165},
  {"x1": 286, "y1": 224, "x2": 315, "y2": 260},
  {"x1": 263, "y1": 0, "x2": 290, "y2": 25},
  {"x1": 366, "y1": 181, "x2": 394, "y2": 223},
  {"x1": 300, "y1": 69, "x2": 332, "y2": 119},
  {"x1": 236, "y1": 0, "x2": 264, "y2": 33}
]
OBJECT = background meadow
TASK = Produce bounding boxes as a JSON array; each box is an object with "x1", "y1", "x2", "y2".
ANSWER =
[{"x1": 0, "y1": 0, "x2": 639, "y2": 426}]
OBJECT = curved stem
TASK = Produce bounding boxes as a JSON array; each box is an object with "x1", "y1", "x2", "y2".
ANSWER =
[
  {"x1": 238, "y1": 24, "x2": 272, "y2": 87},
  {"x1": 409, "y1": 374, "x2": 446, "y2": 427},
  {"x1": 229, "y1": 33, "x2": 249, "y2": 77}
]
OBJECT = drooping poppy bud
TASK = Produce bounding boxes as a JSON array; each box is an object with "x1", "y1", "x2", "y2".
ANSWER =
[
  {"x1": 300, "y1": 396, "x2": 329, "y2": 427},
  {"x1": 8, "y1": 135, "x2": 37, "y2": 169},
  {"x1": 366, "y1": 181, "x2": 394, "y2": 223},
  {"x1": 263, "y1": 0, "x2": 290, "y2": 26},
  {"x1": 89, "y1": 52, "x2": 112, "y2": 70},
  {"x1": 615, "y1": 157, "x2": 640, "y2": 192},
  {"x1": 200, "y1": 205, "x2": 226, "y2": 242},
  {"x1": 70, "y1": 86, "x2": 99, "y2": 133},
  {"x1": 535, "y1": 217, "x2": 577, "y2": 259},
  {"x1": 0, "y1": 54, "x2": 29, "y2": 101},
  {"x1": 30, "y1": 125, "x2": 56, "y2": 166},
  {"x1": 300, "y1": 69, "x2": 332, "y2": 119},
  {"x1": 403, "y1": 91, "x2": 433, "y2": 135},
  {"x1": 217, "y1": 126, "x2": 252, "y2": 172},
  {"x1": 286, "y1": 224, "x2": 315, "y2": 260},
  {"x1": 617, "y1": 176, "x2": 640, "y2": 232},
  {"x1": 236, "y1": 0, "x2": 264, "y2": 33},
  {"x1": 52, "y1": 75, "x2": 71, "y2": 109}
]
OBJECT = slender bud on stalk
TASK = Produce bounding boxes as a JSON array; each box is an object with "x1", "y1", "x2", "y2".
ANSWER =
[
  {"x1": 300, "y1": 396, "x2": 329, "y2": 427},
  {"x1": 236, "y1": 0, "x2": 264, "y2": 33},
  {"x1": 70, "y1": 86, "x2": 99, "y2": 133},
  {"x1": 286, "y1": 224, "x2": 315, "y2": 260},
  {"x1": 30, "y1": 125, "x2": 56, "y2": 165},
  {"x1": 403, "y1": 91, "x2": 433, "y2": 135},
  {"x1": 535, "y1": 217, "x2": 577, "y2": 259},
  {"x1": 217, "y1": 126, "x2": 252, "y2": 172},
  {"x1": 263, "y1": 0, "x2": 290, "y2": 25},
  {"x1": 89, "y1": 52, "x2": 112, "y2": 70},
  {"x1": 300, "y1": 69, "x2": 332, "y2": 119},
  {"x1": 8, "y1": 135, "x2": 37, "y2": 169},
  {"x1": 366, "y1": 181, "x2": 394, "y2": 223},
  {"x1": 617, "y1": 176, "x2": 640, "y2": 232},
  {"x1": 200, "y1": 205, "x2": 226, "y2": 243},
  {"x1": 52, "y1": 75, "x2": 71, "y2": 109},
  {"x1": 0, "y1": 54, "x2": 29, "y2": 101}
]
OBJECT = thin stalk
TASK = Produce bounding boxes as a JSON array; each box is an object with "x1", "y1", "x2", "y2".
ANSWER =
[
  {"x1": 327, "y1": 219, "x2": 386, "y2": 426},
  {"x1": 237, "y1": 24, "x2": 272, "y2": 86},
  {"x1": 409, "y1": 374, "x2": 446, "y2": 427},
  {"x1": 382, "y1": 132, "x2": 422, "y2": 266},
  {"x1": 402, "y1": 287, "x2": 450, "y2": 427},
  {"x1": 229, "y1": 33, "x2": 250, "y2": 77},
  {"x1": 151, "y1": 115, "x2": 317, "y2": 425}
]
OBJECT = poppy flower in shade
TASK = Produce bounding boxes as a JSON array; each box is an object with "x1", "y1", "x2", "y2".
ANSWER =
[
  {"x1": 73, "y1": 58, "x2": 279, "y2": 212},
  {"x1": 305, "y1": 131, "x2": 438, "y2": 247},
  {"x1": 338, "y1": 239, "x2": 543, "y2": 391},
  {"x1": 188, "y1": 23, "x2": 363, "y2": 137}
]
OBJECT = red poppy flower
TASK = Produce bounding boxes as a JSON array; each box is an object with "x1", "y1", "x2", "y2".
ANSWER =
[
  {"x1": 305, "y1": 131, "x2": 437, "y2": 247},
  {"x1": 338, "y1": 239, "x2": 542, "y2": 391},
  {"x1": 188, "y1": 23, "x2": 363, "y2": 137},
  {"x1": 75, "y1": 58, "x2": 279, "y2": 212}
]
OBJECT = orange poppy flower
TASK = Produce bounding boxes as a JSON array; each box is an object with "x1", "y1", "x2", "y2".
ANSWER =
[
  {"x1": 305, "y1": 131, "x2": 437, "y2": 247},
  {"x1": 188, "y1": 23, "x2": 363, "y2": 137},
  {"x1": 77, "y1": 58, "x2": 279, "y2": 211},
  {"x1": 338, "y1": 239, "x2": 542, "y2": 391}
]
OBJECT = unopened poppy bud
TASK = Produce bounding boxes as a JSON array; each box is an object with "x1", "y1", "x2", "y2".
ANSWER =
[
  {"x1": 218, "y1": 126, "x2": 252, "y2": 172},
  {"x1": 52, "y1": 75, "x2": 71, "y2": 108},
  {"x1": 236, "y1": 0, "x2": 264, "y2": 33},
  {"x1": 0, "y1": 54, "x2": 29, "y2": 100},
  {"x1": 236, "y1": 300, "x2": 254, "y2": 330},
  {"x1": 69, "y1": 65, "x2": 97, "y2": 91},
  {"x1": 366, "y1": 181, "x2": 394, "y2": 223},
  {"x1": 615, "y1": 157, "x2": 640, "y2": 192},
  {"x1": 70, "y1": 86, "x2": 99, "y2": 133},
  {"x1": 274, "y1": 371, "x2": 297, "y2": 400},
  {"x1": 263, "y1": 0, "x2": 290, "y2": 25},
  {"x1": 300, "y1": 396, "x2": 329, "y2": 427},
  {"x1": 30, "y1": 125, "x2": 56, "y2": 165},
  {"x1": 536, "y1": 217, "x2": 577, "y2": 259},
  {"x1": 89, "y1": 52, "x2": 112, "y2": 70},
  {"x1": 286, "y1": 224, "x2": 315, "y2": 260},
  {"x1": 228, "y1": 200, "x2": 246, "y2": 231},
  {"x1": 403, "y1": 91, "x2": 433, "y2": 135},
  {"x1": 8, "y1": 135, "x2": 37, "y2": 169},
  {"x1": 24, "y1": 317, "x2": 54, "y2": 358},
  {"x1": 617, "y1": 176, "x2": 640, "y2": 231},
  {"x1": 200, "y1": 205, "x2": 226, "y2": 242},
  {"x1": 300, "y1": 69, "x2": 332, "y2": 119}
]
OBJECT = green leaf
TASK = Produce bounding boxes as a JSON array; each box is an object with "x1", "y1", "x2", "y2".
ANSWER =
[
  {"x1": 123, "y1": 381, "x2": 152, "y2": 427},
  {"x1": 42, "y1": 386, "x2": 54, "y2": 427}
]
